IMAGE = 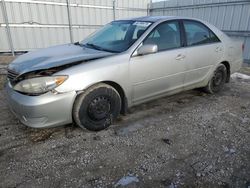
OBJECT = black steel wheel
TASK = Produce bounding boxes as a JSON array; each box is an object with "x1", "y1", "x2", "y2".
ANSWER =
[
  {"x1": 73, "y1": 83, "x2": 121, "y2": 131},
  {"x1": 204, "y1": 64, "x2": 227, "y2": 93},
  {"x1": 87, "y1": 96, "x2": 111, "y2": 121}
]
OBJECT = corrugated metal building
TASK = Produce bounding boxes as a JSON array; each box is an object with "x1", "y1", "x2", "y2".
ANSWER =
[
  {"x1": 150, "y1": 0, "x2": 250, "y2": 62},
  {"x1": 0, "y1": 0, "x2": 150, "y2": 53}
]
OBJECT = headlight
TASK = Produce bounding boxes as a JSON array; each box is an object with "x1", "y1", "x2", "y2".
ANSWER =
[{"x1": 13, "y1": 76, "x2": 68, "y2": 95}]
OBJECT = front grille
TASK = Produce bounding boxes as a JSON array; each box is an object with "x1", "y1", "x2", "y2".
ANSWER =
[{"x1": 7, "y1": 69, "x2": 19, "y2": 83}]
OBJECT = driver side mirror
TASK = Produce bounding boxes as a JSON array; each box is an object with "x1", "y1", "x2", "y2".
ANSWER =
[{"x1": 137, "y1": 44, "x2": 158, "y2": 56}]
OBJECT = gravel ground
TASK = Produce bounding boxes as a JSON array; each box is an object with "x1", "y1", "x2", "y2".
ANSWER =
[{"x1": 0, "y1": 55, "x2": 250, "y2": 188}]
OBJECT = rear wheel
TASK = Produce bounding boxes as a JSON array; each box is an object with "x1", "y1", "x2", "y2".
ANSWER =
[
  {"x1": 204, "y1": 64, "x2": 227, "y2": 94},
  {"x1": 73, "y1": 83, "x2": 121, "y2": 131}
]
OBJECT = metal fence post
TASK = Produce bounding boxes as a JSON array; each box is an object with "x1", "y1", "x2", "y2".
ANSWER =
[
  {"x1": 66, "y1": 0, "x2": 73, "y2": 43},
  {"x1": 1, "y1": 0, "x2": 15, "y2": 56},
  {"x1": 113, "y1": 0, "x2": 116, "y2": 20},
  {"x1": 147, "y1": 3, "x2": 150, "y2": 16}
]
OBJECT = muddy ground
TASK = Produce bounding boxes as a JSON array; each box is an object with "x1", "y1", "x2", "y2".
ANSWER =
[{"x1": 0, "y1": 55, "x2": 250, "y2": 188}]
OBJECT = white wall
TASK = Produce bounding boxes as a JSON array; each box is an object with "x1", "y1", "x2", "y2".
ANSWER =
[{"x1": 0, "y1": 0, "x2": 150, "y2": 52}]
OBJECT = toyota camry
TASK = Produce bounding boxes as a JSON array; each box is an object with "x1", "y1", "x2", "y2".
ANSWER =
[{"x1": 5, "y1": 16, "x2": 243, "y2": 131}]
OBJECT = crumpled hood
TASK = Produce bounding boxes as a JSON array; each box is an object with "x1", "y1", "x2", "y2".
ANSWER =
[{"x1": 8, "y1": 43, "x2": 113, "y2": 74}]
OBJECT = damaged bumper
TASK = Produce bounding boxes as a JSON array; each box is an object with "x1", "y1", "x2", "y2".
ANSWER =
[{"x1": 5, "y1": 82, "x2": 77, "y2": 128}]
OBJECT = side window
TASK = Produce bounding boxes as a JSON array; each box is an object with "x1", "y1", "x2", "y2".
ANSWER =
[
  {"x1": 144, "y1": 21, "x2": 181, "y2": 51},
  {"x1": 183, "y1": 21, "x2": 220, "y2": 46},
  {"x1": 132, "y1": 26, "x2": 147, "y2": 40},
  {"x1": 209, "y1": 31, "x2": 221, "y2": 43}
]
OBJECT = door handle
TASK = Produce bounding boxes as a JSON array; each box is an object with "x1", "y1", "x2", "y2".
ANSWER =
[{"x1": 175, "y1": 54, "x2": 185, "y2": 60}]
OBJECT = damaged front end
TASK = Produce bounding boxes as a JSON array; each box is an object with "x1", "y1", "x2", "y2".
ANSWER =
[
  {"x1": 7, "y1": 57, "x2": 104, "y2": 96},
  {"x1": 5, "y1": 63, "x2": 82, "y2": 128},
  {"x1": 5, "y1": 43, "x2": 115, "y2": 127},
  {"x1": 7, "y1": 66, "x2": 69, "y2": 96},
  {"x1": 6, "y1": 43, "x2": 114, "y2": 95}
]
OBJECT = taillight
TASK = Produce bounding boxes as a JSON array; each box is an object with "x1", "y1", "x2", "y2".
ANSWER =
[{"x1": 242, "y1": 44, "x2": 245, "y2": 51}]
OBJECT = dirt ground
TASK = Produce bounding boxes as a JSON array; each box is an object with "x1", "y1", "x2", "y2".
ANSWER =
[{"x1": 0, "y1": 55, "x2": 250, "y2": 188}]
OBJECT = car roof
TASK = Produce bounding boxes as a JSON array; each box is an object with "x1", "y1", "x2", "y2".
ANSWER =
[
  {"x1": 115, "y1": 16, "x2": 224, "y2": 40},
  {"x1": 118, "y1": 16, "x2": 187, "y2": 23}
]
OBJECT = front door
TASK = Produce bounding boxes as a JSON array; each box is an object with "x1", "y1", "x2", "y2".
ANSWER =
[{"x1": 129, "y1": 20, "x2": 187, "y2": 104}]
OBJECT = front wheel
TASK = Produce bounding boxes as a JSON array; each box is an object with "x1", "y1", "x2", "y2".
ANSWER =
[
  {"x1": 204, "y1": 64, "x2": 227, "y2": 94},
  {"x1": 73, "y1": 83, "x2": 121, "y2": 131}
]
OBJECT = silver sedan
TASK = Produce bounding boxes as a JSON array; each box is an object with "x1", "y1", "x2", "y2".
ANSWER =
[{"x1": 5, "y1": 16, "x2": 243, "y2": 131}]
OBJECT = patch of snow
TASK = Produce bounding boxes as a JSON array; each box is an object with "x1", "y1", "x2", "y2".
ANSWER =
[
  {"x1": 229, "y1": 148, "x2": 236, "y2": 154},
  {"x1": 231, "y1": 73, "x2": 250, "y2": 80},
  {"x1": 240, "y1": 117, "x2": 250, "y2": 124},
  {"x1": 115, "y1": 175, "x2": 139, "y2": 187},
  {"x1": 116, "y1": 123, "x2": 144, "y2": 136},
  {"x1": 196, "y1": 172, "x2": 201, "y2": 177},
  {"x1": 169, "y1": 182, "x2": 177, "y2": 188}
]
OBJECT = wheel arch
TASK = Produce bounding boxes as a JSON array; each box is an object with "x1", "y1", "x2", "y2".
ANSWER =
[
  {"x1": 102, "y1": 81, "x2": 128, "y2": 115},
  {"x1": 74, "y1": 81, "x2": 128, "y2": 115},
  {"x1": 220, "y1": 61, "x2": 231, "y2": 83}
]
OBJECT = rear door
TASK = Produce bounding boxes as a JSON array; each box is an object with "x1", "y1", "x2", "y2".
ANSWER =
[{"x1": 182, "y1": 20, "x2": 223, "y2": 86}]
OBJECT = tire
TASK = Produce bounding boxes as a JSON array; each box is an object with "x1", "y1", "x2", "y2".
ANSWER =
[
  {"x1": 73, "y1": 83, "x2": 121, "y2": 131},
  {"x1": 204, "y1": 64, "x2": 227, "y2": 94}
]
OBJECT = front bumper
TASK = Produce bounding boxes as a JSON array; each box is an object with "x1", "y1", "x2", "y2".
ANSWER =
[{"x1": 5, "y1": 82, "x2": 77, "y2": 128}]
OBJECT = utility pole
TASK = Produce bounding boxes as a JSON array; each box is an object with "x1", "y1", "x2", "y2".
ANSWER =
[
  {"x1": 1, "y1": 0, "x2": 15, "y2": 56},
  {"x1": 113, "y1": 0, "x2": 116, "y2": 20},
  {"x1": 66, "y1": 0, "x2": 73, "y2": 43}
]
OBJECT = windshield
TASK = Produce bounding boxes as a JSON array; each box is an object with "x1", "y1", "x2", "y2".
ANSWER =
[{"x1": 81, "y1": 20, "x2": 152, "y2": 53}]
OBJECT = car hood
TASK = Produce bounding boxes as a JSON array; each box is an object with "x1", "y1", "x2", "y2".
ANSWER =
[{"x1": 8, "y1": 43, "x2": 114, "y2": 74}]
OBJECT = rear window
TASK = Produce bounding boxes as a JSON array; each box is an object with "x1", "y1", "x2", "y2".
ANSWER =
[{"x1": 183, "y1": 20, "x2": 220, "y2": 46}]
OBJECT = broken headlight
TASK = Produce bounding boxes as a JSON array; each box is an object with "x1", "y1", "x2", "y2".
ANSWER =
[{"x1": 13, "y1": 76, "x2": 68, "y2": 95}]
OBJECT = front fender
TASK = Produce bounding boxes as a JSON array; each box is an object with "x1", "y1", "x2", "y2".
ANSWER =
[{"x1": 54, "y1": 54, "x2": 132, "y2": 105}]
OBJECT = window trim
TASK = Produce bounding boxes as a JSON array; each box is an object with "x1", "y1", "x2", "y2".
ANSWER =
[
  {"x1": 181, "y1": 19, "x2": 221, "y2": 47},
  {"x1": 141, "y1": 19, "x2": 184, "y2": 53}
]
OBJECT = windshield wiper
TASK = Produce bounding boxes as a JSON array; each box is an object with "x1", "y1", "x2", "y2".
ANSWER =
[
  {"x1": 84, "y1": 43, "x2": 119, "y2": 53},
  {"x1": 74, "y1": 41, "x2": 83, "y2": 46},
  {"x1": 85, "y1": 43, "x2": 104, "y2": 51}
]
